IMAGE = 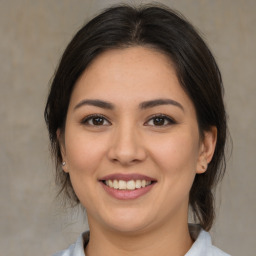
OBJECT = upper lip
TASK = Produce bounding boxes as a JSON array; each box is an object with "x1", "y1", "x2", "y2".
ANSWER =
[{"x1": 99, "y1": 173, "x2": 157, "y2": 182}]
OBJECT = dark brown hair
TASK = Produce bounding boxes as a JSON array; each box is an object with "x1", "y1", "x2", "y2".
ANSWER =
[{"x1": 44, "y1": 4, "x2": 227, "y2": 231}]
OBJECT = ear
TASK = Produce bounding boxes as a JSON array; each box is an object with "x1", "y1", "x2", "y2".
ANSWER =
[
  {"x1": 57, "y1": 129, "x2": 68, "y2": 173},
  {"x1": 196, "y1": 126, "x2": 217, "y2": 174}
]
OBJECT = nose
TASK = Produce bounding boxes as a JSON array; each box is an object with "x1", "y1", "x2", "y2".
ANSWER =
[{"x1": 107, "y1": 123, "x2": 147, "y2": 166}]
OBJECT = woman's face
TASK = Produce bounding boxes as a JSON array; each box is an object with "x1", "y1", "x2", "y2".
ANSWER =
[{"x1": 60, "y1": 47, "x2": 216, "y2": 234}]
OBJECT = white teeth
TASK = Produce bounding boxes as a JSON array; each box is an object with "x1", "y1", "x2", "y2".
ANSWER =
[
  {"x1": 135, "y1": 180, "x2": 141, "y2": 188},
  {"x1": 108, "y1": 180, "x2": 113, "y2": 188},
  {"x1": 127, "y1": 180, "x2": 135, "y2": 190},
  {"x1": 113, "y1": 180, "x2": 119, "y2": 189},
  {"x1": 104, "y1": 179, "x2": 152, "y2": 190},
  {"x1": 119, "y1": 180, "x2": 126, "y2": 189}
]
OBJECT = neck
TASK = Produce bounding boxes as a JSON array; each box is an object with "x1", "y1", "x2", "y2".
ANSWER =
[{"x1": 85, "y1": 219, "x2": 193, "y2": 256}]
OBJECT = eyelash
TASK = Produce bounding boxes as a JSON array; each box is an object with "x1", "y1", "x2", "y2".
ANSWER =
[
  {"x1": 81, "y1": 114, "x2": 176, "y2": 127},
  {"x1": 145, "y1": 114, "x2": 176, "y2": 126},
  {"x1": 81, "y1": 114, "x2": 110, "y2": 126}
]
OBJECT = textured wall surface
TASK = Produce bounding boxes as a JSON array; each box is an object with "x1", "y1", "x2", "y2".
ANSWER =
[{"x1": 0, "y1": 0, "x2": 255, "y2": 255}]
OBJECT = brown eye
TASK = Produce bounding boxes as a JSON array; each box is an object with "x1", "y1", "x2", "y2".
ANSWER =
[
  {"x1": 153, "y1": 117, "x2": 166, "y2": 126},
  {"x1": 145, "y1": 114, "x2": 176, "y2": 127},
  {"x1": 92, "y1": 117, "x2": 105, "y2": 125},
  {"x1": 82, "y1": 115, "x2": 111, "y2": 126}
]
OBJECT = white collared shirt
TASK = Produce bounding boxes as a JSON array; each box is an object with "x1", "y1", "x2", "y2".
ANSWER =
[{"x1": 52, "y1": 226, "x2": 230, "y2": 256}]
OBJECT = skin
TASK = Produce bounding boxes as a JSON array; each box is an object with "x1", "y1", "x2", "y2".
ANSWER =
[{"x1": 59, "y1": 46, "x2": 217, "y2": 256}]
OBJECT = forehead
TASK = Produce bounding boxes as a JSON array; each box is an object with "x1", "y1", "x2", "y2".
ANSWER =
[
  {"x1": 82, "y1": 46, "x2": 176, "y2": 83},
  {"x1": 69, "y1": 46, "x2": 192, "y2": 110}
]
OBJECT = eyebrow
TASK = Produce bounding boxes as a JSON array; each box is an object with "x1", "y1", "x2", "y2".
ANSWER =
[
  {"x1": 74, "y1": 98, "x2": 184, "y2": 111},
  {"x1": 139, "y1": 99, "x2": 184, "y2": 111},
  {"x1": 74, "y1": 99, "x2": 114, "y2": 110}
]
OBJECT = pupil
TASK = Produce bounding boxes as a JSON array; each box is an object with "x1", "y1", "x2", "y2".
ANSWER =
[
  {"x1": 93, "y1": 117, "x2": 103, "y2": 125},
  {"x1": 154, "y1": 117, "x2": 164, "y2": 125}
]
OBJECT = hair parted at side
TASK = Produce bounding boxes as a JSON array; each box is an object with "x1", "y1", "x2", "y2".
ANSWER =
[{"x1": 44, "y1": 3, "x2": 227, "y2": 231}]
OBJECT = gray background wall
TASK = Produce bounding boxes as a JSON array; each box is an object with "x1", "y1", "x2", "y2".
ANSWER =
[{"x1": 0, "y1": 0, "x2": 255, "y2": 255}]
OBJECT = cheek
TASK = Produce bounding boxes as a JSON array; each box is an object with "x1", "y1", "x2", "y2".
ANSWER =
[
  {"x1": 64, "y1": 131, "x2": 109, "y2": 206},
  {"x1": 149, "y1": 130, "x2": 200, "y2": 176},
  {"x1": 64, "y1": 129, "x2": 107, "y2": 176},
  {"x1": 151, "y1": 132, "x2": 200, "y2": 207}
]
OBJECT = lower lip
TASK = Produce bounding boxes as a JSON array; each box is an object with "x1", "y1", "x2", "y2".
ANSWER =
[{"x1": 101, "y1": 182, "x2": 155, "y2": 200}]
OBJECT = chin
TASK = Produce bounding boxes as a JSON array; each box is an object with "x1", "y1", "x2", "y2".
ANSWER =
[
  {"x1": 102, "y1": 209, "x2": 154, "y2": 234},
  {"x1": 108, "y1": 220, "x2": 151, "y2": 234}
]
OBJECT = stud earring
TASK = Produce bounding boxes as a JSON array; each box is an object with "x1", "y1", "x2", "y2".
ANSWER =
[
  {"x1": 62, "y1": 161, "x2": 66, "y2": 166},
  {"x1": 202, "y1": 160, "x2": 208, "y2": 170}
]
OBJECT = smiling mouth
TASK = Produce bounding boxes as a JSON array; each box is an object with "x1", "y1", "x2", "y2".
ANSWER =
[
  {"x1": 100, "y1": 174, "x2": 157, "y2": 199},
  {"x1": 102, "y1": 179, "x2": 155, "y2": 190}
]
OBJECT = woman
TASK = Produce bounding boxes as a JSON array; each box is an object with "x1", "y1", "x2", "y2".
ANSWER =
[{"x1": 45, "y1": 4, "x2": 230, "y2": 256}]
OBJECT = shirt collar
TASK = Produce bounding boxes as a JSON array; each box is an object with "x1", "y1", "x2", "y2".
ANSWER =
[{"x1": 69, "y1": 225, "x2": 223, "y2": 256}]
